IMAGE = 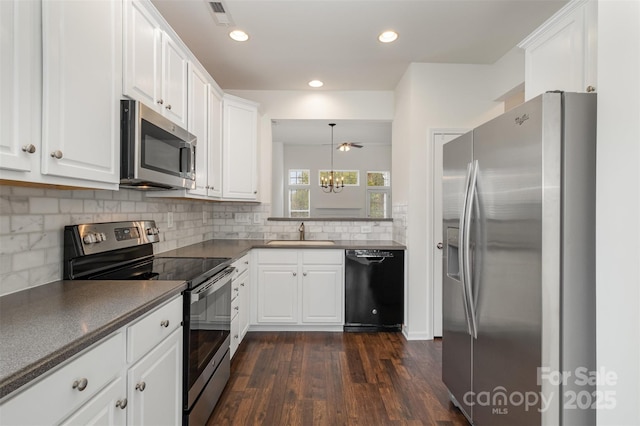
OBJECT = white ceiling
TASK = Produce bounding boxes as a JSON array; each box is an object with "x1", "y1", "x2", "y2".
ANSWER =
[
  {"x1": 151, "y1": 0, "x2": 566, "y2": 144},
  {"x1": 151, "y1": 0, "x2": 567, "y2": 91}
]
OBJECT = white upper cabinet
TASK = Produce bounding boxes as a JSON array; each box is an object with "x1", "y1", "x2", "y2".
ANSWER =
[
  {"x1": 124, "y1": 0, "x2": 188, "y2": 129},
  {"x1": 0, "y1": 0, "x2": 120, "y2": 190},
  {"x1": 519, "y1": 0, "x2": 597, "y2": 100},
  {"x1": 207, "y1": 86, "x2": 224, "y2": 198},
  {"x1": 223, "y1": 95, "x2": 259, "y2": 200},
  {"x1": 41, "y1": 0, "x2": 122, "y2": 186},
  {"x1": 187, "y1": 63, "x2": 210, "y2": 197},
  {"x1": 146, "y1": 61, "x2": 225, "y2": 201},
  {"x1": 0, "y1": 0, "x2": 41, "y2": 176}
]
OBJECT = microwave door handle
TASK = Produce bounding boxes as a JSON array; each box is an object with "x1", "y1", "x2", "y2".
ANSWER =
[{"x1": 179, "y1": 145, "x2": 188, "y2": 176}]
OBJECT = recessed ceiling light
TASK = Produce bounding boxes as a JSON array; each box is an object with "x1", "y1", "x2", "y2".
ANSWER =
[
  {"x1": 378, "y1": 31, "x2": 398, "y2": 43},
  {"x1": 229, "y1": 30, "x2": 249, "y2": 42},
  {"x1": 308, "y1": 80, "x2": 324, "y2": 88}
]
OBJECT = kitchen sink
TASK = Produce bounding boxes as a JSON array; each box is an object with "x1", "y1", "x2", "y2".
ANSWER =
[{"x1": 266, "y1": 240, "x2": 336, "y2": 246}]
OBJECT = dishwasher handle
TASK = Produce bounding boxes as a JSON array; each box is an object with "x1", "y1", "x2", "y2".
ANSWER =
[{"x1": 346, "y1": 250, "x2": 398, "y2": 265}]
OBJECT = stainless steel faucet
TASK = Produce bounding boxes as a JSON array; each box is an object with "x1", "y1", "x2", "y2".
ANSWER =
[{"x1": 298, "y1": 222, "x2": 305, "y2": 240}]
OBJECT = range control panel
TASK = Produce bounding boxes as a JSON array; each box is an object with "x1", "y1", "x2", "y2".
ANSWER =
[{"x1": 66, "y1": 220, "x2": 161, "y2": 256}]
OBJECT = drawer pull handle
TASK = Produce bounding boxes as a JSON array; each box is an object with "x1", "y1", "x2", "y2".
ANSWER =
[
  {"x1": 72, "y1": 378, "x2": 88, "y2": 391},
  {"x1": 234, "y1": 287, "x2": 239, "y2": 292},
  {"x1": 136, "y1": 382, "x2": 146, "y2": 392},
  {"x1": 116, "y1": 398, "x2": 128, "y2": 409},
  {"x1": 234, "y1": 306, "x2": 239, "y2": 311},
  {"x1": 160, "y1": 320, "x2": 170, "y2": 328},
  {"x1": 240, "y1": 283, "x2": 245, "y2": 287}
]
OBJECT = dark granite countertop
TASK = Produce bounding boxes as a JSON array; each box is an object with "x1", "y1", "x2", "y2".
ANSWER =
[
  {"x1": 1, "y1": 239, "x2": 403, "y2": 400},
  {"x1": 0, "y1": 279, "x2": 186, "y2": 399},
  {"x1": 157, "y1": 239, "x2": 406, "y2": 258}
]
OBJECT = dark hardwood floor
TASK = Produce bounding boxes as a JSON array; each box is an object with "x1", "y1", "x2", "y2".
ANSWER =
[{"x1": 207, "y1": 332, "x2": 469, "y2": 426}]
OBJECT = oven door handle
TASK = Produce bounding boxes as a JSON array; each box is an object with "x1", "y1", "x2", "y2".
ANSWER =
[{"x1": 190, "y1": 267, "x2": 235, "y2": 303}]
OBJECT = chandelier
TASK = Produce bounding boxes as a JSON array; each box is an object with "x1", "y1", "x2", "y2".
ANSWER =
[{"x1": 321, "y1": 123, "x2": 344, "y2": 193}]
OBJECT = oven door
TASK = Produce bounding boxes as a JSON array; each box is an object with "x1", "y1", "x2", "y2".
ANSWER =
[{"x1": 184, "y1": 267, "x2": 234, "y2": 411}]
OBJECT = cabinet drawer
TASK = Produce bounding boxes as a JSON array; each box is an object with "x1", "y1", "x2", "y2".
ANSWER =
[
  {"x1": 0, "y1": 332, "x2": 124, "y2": 425},
  {"x1": 257, "y1": 249, "x2": 298, "y2": 264},
  {"x1": 127, "y1": 296, "x2": 182, "y2": 362},
  {"x1": 302, "y1": 249, "x2": 343, "y2": 265},
  {"x1": 231, "y1": 254, "x2": 250, "y2": 275}
]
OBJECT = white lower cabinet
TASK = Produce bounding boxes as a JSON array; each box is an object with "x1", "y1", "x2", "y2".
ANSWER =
[
  {"x1": 230, "y1": 254, "x2": 250, "y2": 358},
  {"x1": 257, "y1": 264, "x2": 299, "y2": 323},
  {"x1": 0, "y1": 296, "x2": 183, "y2": 425},
  {"x1": 254, "y1": 249, "x2": 344, "y2": 328},
  {"x1": 60, "y1": 377, "x2": 127, "y2": 426},
  {"x1": 128, "y1": 327, "x2": 182, "y2": 426}
]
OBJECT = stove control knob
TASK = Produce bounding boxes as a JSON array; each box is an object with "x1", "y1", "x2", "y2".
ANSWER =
[
  {"x1": 100, "y1": 232, "x2": 107, "y2": 241},
  {"x1": 146, "y1": 227, "x2": 159, "y2": 236},
  {"x1": 83, "y1": 234, "x2": 96, "y2": 244}
]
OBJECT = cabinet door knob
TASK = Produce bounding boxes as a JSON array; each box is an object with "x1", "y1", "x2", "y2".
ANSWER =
[
  {"x1": 303, "y1": 272, "x2": 307, "y2": 277},
  {"x1": 166, "y1": 104, "x2": 172, "y2": 110},
  {"x1": 135, "y1": 382, "x2": 146, "y2": 392},
  {"x1": 436, "y1": 242, "x2": 443, "y2": 250},
  {"x1": 240, "y1": 283, "x2": 245, "y2": 287},
  {"x1": 72, "y1": 378, "x2": 88, "y2": 391},
  {"x1": 234, "y1": 334, "x2": 239, "y2": 339},
  {"x1": 253, "y1": 191, "x2": 258, "y2": 194},
  {"x1": 244, "y1": 261, "x2": 249, "y2": 265},
  {"x1": 292, "y1": 272, "x2": 297, "y2": 277},
  {"x1": 234, "y1": 287, "x2": 239, "y2": 291},
  {"x1": 22, "y1": 144, "x2": 36, "y2": 154},
  {"x1": 157, "y1": 99, "x2": 164, "y2": 105},
  {"x1": 586, "y1": 85, "x2": 596, "y2": 93},
  {"x1": 160, "y1": 320, "x2": 170, "y2": 328},
  {"x1": 116, "y1": 398, "x2": 128, "y2": 409},
  {"x1": 50, "y1": 150, "x2": 63, "y2": 159}
]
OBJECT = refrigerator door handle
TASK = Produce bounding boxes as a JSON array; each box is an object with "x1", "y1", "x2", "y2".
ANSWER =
[
  {"x1": 459, "y1": 162, "x2": 473, "y2": 336},
  {"x1": 463, "y1": 160, "x2": 479, "y2": 339}
]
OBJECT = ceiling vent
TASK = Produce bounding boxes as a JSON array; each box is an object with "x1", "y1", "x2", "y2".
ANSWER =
[{"x1": 208, "y1": 1, "x2": 233, "y2": 26}]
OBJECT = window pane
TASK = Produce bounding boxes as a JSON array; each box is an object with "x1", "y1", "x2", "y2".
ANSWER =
[
  {"x1": 289, "y1": 189, "x2": 310, "y2": 217},
  {"x1": 367, "y1": 171, "x2": 390, "y2": 187},
  {"x1": 368, "y1": 192, "x2": 387, "y2": 218},
  {"x1": 289, "y1": 169, "x2": 309, "y2": 185}
]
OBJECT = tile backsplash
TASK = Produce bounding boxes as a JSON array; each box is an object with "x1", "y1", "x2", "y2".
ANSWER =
[{"x1": 0, "y1": 184, "x2": 394, "y2": 296}]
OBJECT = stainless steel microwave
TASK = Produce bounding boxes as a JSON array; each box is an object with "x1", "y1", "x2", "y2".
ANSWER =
[{"x1": 120, "y1": 100, "x2": 197, "y2": 190}]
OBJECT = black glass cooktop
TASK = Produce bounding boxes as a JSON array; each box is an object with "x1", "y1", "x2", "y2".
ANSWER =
[{"x1": 90, "y1": 257, "x2": 231, "y2": 288}]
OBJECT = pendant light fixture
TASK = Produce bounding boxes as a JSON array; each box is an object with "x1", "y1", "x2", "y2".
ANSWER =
[{"x1": 320, "y1": 123, "x2": 344, "y2": 193}]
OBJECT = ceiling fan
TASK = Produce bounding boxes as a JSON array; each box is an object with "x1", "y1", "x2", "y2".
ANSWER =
[{"x1": 337, "y1": 142, "x2": 363, "y2": 151}]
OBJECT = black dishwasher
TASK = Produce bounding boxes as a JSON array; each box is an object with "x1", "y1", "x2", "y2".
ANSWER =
[{"x1": 344, "y1": 249, "x2": 404, "y2": 331}]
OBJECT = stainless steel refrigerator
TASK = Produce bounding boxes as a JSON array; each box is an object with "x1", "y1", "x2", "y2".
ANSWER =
[{"x1": 442, "y1": 92, "x2": 596, "y2": 426}]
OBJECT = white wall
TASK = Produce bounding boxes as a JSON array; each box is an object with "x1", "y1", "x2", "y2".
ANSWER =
[
  {"x1": 393, "y1": 53, "x2": 524, "y2": 339},
  {"x1": 596, "y1": 0, "x2": 640, "y2": 424}
]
